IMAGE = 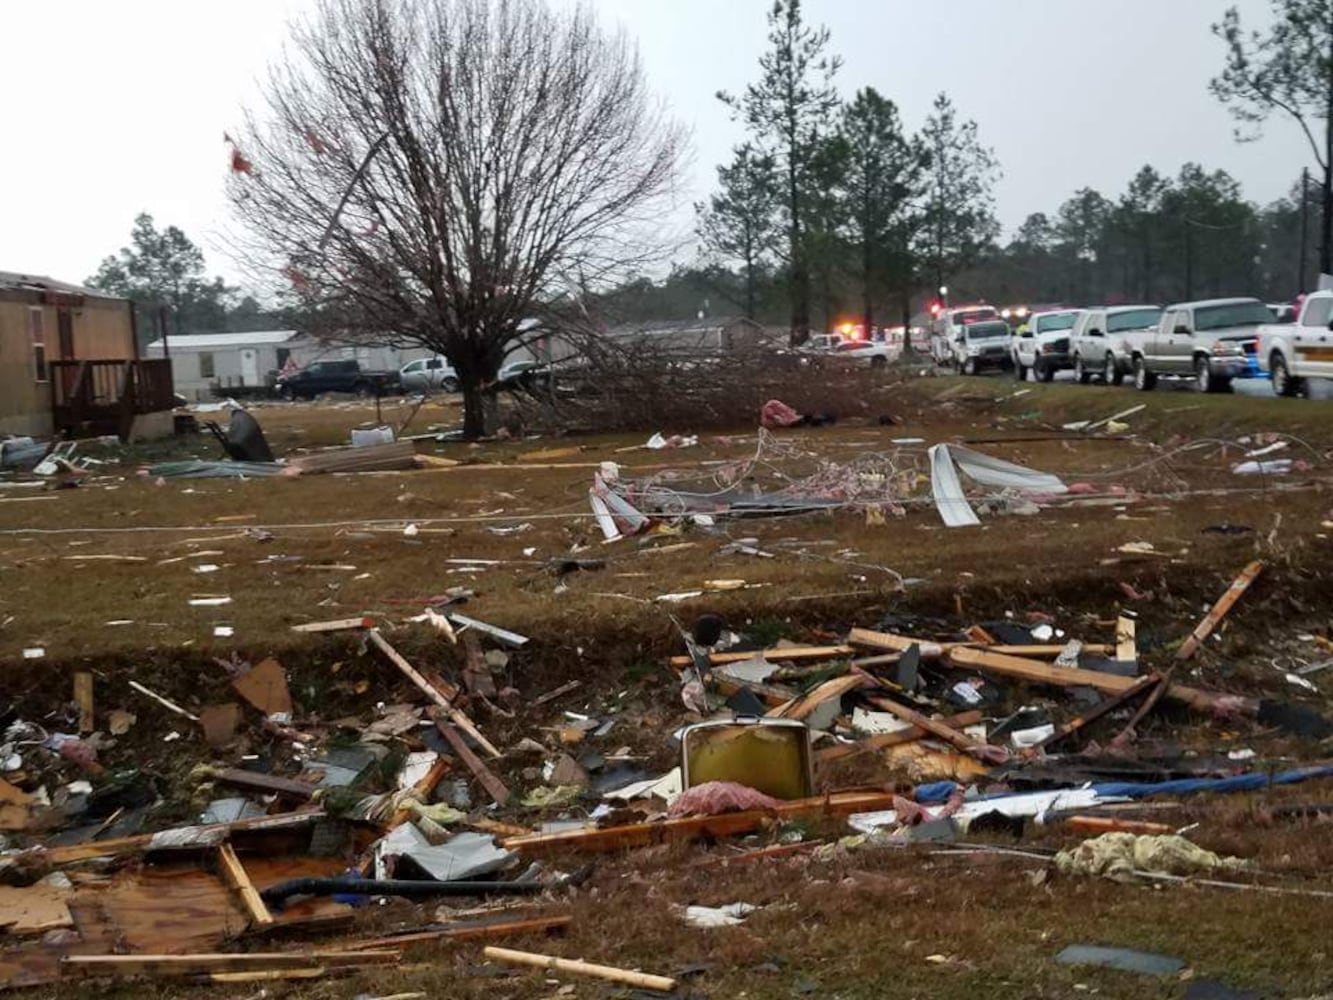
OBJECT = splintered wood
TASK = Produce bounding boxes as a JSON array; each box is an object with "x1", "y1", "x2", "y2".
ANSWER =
[
  {"x1": 1175, "y1": 560, "x2": 1264, "y2": 661},
  {"x1": 216, "y1": 845, "x2": 273, "y2": 928},
  {"x1": 367, "y1": 630, "x2": 500, "y2": 758}
]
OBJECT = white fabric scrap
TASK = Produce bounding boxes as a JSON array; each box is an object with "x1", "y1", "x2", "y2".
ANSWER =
[
  {"x1": 683, "y1": 902, "x2": 758, "y2": 928},
  {"x1": 851, "y1": 707, "x2": 914, "y2": 736}
]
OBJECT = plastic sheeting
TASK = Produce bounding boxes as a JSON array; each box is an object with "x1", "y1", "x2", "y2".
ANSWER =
[{"x1": 927, "y1": 444, "x2": 1068, "y2": 527}]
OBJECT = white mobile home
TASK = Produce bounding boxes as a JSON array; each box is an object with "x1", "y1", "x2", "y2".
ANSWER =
[{"x1": 146, "y1": 331, "x2": 435, "y2": 400}]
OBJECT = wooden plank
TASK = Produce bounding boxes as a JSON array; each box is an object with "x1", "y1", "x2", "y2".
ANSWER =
[
  {"x1": 861, "y1": 693, "x2": 1004, "y2": 762},
  {"x1": 6, "y1": 810, "x2": 324, "y2": 869},
  {"x1": 347, "y1": 913, "x2": 572, "y2": 950},
  {"x1": 211, "y1": 768, "x2": 319, "y2": 801},
  {"x1": 483, "y1": 946, "x2": 677, "y2": 993},
  {"x1": 814, "y1": 710, "x2": 985, "y2": 764},
  {"x1": 436, "y1": 720, "x2": 510, "y2": 805},
  {"x1": 847, "y1": 628, "x2": 944, "y2": 659},
  {"x1": 502, "y1": 791, "x2": 896, "y2": 857},
  {"x1": 946, "y1": 646, "x2": 1223, "y2": 714},
  {"x1": 767, "y1": 673, "x2": 868, "y2": 720},
  {"x1": 1176, "y1": 560, "x2": 1264, "y2": 660},
  {"x1": 531, "y1": 680, "x2": 581, "y2": 707},
  {"x1": 667, "y1": 645, "x2": 854, "y2": 670},
  {"x1": 1031, "y1": 673, "x2": 1162, "y2": 752},
  {"x1": 1116, "y1": 614, "x2": 1137, "y2": 664},
  {"x1": 74, "y1": 672, "x2": 94, "y2": 734},
  {"x1": 848, "y1": 628, "x2": 1111, "y2": 660},
  {"x1": 387, "y1": 755, "x2": 453, "y2": 830},
  {"x1": 217, "y1": 844, "x2": 274, "y2": 929},
  {"x1": 62, "y1": 951, "x2": 398, "y2": 977},
  {"x1": 291, "y1": 617, "x2": 376, "y2": 633},
  {"x1": 710, "y1": 675, "x2": 801, "y2": 708},
  {"x1": 368, "y1": 630, "x2": 499, "y2": 758}
]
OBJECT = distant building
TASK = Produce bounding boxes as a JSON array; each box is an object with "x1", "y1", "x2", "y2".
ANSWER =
[
  {"x1": 145, "y1": 331, "x2": 435, "y2": 400},
  {"x1": 600, "y1": 316, "x2": 772, "y2": 353},
  {"x1": 0, "y1": 271, "x2": 173, "y2": 440}
]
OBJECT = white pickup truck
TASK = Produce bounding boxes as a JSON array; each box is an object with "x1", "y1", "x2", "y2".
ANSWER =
[{"x1": 1257, "y1": 291, "x2": 1333, "y2": 397}]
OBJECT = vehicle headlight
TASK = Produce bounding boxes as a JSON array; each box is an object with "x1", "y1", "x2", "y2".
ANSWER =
[{"x1": 1215, "y1": 343, "x2": 1243, "y2": 356}]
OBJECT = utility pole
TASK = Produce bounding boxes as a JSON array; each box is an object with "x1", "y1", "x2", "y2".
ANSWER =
[
  {"x1": 1183, "y1": 221, "x2": 1194, "y2": 301},
  {"x1": 1299, "y1": 167, "x2": 1310, "y2": 294}
]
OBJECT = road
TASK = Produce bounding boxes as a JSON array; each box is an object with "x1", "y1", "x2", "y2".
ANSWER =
[{"x1": 1015, "y1": 367, "x2": 1333, "y2": 400}]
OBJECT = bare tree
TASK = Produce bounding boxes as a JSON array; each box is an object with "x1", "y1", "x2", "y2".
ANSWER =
[
  {"x1": 1211, "y1": 0, "x2": 1333, "y2": 275},
  {"x1": 228, "y1": 0, "x2": 685, "y2": 438}
]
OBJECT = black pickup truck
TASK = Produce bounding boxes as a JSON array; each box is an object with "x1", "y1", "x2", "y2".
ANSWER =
[{"x1": 274, "y1": 360, "x2": 397, "y2": 400}]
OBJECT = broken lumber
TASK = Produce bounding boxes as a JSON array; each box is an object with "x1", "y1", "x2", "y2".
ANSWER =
[
  {"x1": 483, "y1": 946, "x2": 677, "y2": 993},
  {"x1": 346, "y1": 913, "x2": 571, "y2": 950},
  {"x1": 209, "y1": 768, "x2": 319, "y2": 801},
  {"x1": 129, "y1": 680, "x2": 199, "y2": 722},
  {"x1": 667, "y1": 645, "x2": 854, "y2": 670},
  {"x1": 1032, "y1": 673, "x2": 1162, "y2": 752},
  {"x1": 502, "y1": 791, "x2": 895, "y2": 856},
  {"x1": 290, "y1": 617, "x2": 375, "y2": 633},
  {"x1": 1062, "y1": 816, "x2": 1174, "y2": 836},
  {"x1": 862, "y1": 693, "x2": 1005, "y2": 763},
  {"x1": 848, "y1": 628, "x2": 1111, "y2": 660},
  {"x1": 946, "y1": 647, "x2": 1230, "y2": 715},
  {"x1": 815, "y1": 710, "x2": 985, "y2": 764},
  {"x1": 62, "y1": 951, "x2": 398, "y2": 978},
  {"x1": 531, "y1": 680, "x2": 581, "y2": 706},
  {"x1": 768, "y1": 673, "x2": 868, "y2": 720},
  {"x1": 1116, "y1": 613, "x2": 1137, "y2": 664},
  {"x1": 368, "y1": 630, "x2": 500, "y2": 758},
  {"x1": 1176, "y1": 560, "x2": 1264, "y2": 660},
  {"x1": 435, "y1": 719, "x2": 510, "y2": 806},
  {"x1": 847, "y1": 629, "x2": 944, "y2": 659},
  {"x1": 217, "y1": 844, "x2": 274, "y2": 928},
  {"x1": 74, "y1": 672, "x2": 94, "y2": 734},
  {"x1": 711, "y1": 675, "x2": 801, "y2": 708},
  {"x1": 2, "y1": 809, "x2": 324, "y2": 870}
]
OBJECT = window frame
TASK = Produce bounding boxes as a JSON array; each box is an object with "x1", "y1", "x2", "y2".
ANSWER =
[
  {"x1": 29, "y1": 307, "x2": 47, "y2": 383},
  {"x1": 198, "y1": 352, "x2": 216, "y2": 379}
]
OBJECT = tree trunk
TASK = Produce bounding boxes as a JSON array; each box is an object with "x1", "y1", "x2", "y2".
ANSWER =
[
  {"x1": 861, "y1": 230, "x2": 873, "y2": 338},
  {"x1": 461, "y1": 376, "x2": 488, "y2": 440},
  {"x1": 788, "y1": 155, "x2": 809, "y2": 345}
]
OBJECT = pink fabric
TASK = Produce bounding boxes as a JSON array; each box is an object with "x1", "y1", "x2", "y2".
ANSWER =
[
  {"x1": 669, "y1": 781, "x2": 783, "y2": 818},
  {"x1": 760, "y1": 399, "x2": 802, "y2": 429}
]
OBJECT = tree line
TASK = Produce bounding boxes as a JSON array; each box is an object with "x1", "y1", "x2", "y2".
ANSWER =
[{"x1": 683, "y1": 0, "x2": 1332, "y2": 336}]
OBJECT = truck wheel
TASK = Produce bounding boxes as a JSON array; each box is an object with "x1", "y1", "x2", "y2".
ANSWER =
[
  {"x1": 353, "y1": 381, "x2": 372, "y2": 399},
  {"x1": 1014, "y1": 360, "x2": 1027, "y2": 381},
  {"x1": 1104, "y1": 353, "x2": 1124, "y2": 386},
  {"x1": 1074, "y1": 355, "x2": 1092, "y2": 385},
  {"x1": 442, "y1": 376, "x2": 459, "y2": 393},
  {"x1": 871, "y1": 354, "x2": 887, "y2": 370},
  {"x1": 1271, "y1": 353, "x2": 1303, "y2": 398},
  {"x1": 1133, "y1": 357, "x2": 1156, "y2": 391},
  {"x1": 1037, "y1": 360, "x2": 1055, "y2": 383},
  {"x1": 962, "y1": 358, "x2": 976, "y2": 376},
  {"x1": 1194, "y1": 357, "x2": 1212, "y2": 393}
]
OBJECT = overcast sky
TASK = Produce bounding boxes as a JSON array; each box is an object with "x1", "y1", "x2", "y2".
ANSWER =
[{"x1": 0, "y1": 0, "x2": 1312, "y2": 290}]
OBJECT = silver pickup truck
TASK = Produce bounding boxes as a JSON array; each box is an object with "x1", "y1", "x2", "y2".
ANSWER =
[{"x1": 1125, "y1": 297, "x2": 1266, "y2": 393}]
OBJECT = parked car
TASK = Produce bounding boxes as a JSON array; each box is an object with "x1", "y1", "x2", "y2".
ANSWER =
[
  {"x1": 1069, "y1": 305, "x2": 1162, "y2": 385},
  {"x1": 399, "y1": 355, "x2": 459, "y2": 393},
  {"x1": 931, "y1": 305, "x2": 1001, "y2": 364},
  {"x1": 1011, "y1": 309, "x2": 1081, "y2": 382},
  {"x1": 275, "y1": 359, "x2": 397, "y2": 400},
  {"x1": 1126, "y1": 297, "x2": 1267, "y2": 393},
  {"x1": 833, "y1": 338, "x2": 898, "y2": 368},
  {"x1": 949, "y1": 319, "x2": 1013, "y2": 374},
  {"x1": 1257, "y1": 290, "x2": 1333, "y2": 397}
]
